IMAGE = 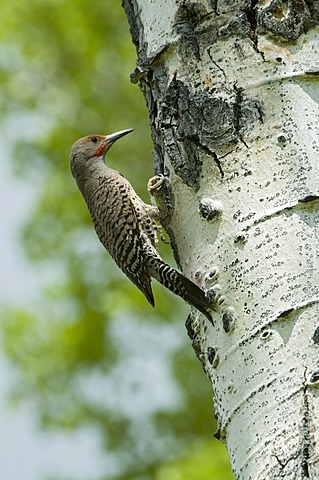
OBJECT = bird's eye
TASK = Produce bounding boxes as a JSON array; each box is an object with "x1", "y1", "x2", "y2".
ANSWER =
[{"x1": 90, "y1": 136, "x2": 98, "y2": 143}]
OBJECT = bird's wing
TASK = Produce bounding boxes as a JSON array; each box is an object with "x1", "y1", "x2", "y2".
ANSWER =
[
  {"x1": 91, "y1": 177, "x2": 155, "y2": 307},
  {"x1": 120, "y1": 197, "x2": 155, "y2": 306}
]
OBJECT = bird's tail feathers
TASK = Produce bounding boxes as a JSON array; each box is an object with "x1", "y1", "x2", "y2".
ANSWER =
[{"x1": 147, "y1": 255, "x2": 213, "y2": 324}]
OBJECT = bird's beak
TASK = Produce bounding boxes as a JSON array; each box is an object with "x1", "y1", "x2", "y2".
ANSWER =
[{"x1": 101, "y1": 128, "x2": 134, "y2": 155}]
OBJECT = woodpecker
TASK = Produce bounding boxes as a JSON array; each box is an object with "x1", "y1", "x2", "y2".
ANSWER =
[{"x1": 70, "y1": 129, "x2": 212, "y2": 323}]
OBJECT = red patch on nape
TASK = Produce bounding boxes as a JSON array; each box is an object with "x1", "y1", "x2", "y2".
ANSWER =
[{"x1": 95, "y1": 143, "x2": 107, "y2": 157}]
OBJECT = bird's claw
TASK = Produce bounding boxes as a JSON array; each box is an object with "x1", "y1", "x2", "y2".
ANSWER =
[
  {"x1": 147, "y1": 175, "x2": 165, "y2": 194},
  {"x1": 147, "y1": 174, "x2": 170, "y2": 221}
]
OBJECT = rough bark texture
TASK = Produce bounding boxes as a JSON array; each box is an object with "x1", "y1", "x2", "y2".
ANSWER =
[{"x1": 122, "y1": 0, "x2": 319, "y2": 478}]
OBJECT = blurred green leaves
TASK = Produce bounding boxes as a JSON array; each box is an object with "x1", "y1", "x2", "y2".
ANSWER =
[
  {"x1": 0, "y1": 1, "x2": 233, "y2": 479},
  {"x1": 156, "y1": 440, "x2": 233, "y2": 480}
]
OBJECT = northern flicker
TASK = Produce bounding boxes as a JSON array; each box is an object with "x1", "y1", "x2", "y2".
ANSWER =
[{"x1": 70, "y1": 129, "x2": 212, "y2": 323}]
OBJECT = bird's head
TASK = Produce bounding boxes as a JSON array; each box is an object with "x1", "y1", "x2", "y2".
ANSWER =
[{"x1": 70, "y1": 129, "x2": 133, "y2": 180}]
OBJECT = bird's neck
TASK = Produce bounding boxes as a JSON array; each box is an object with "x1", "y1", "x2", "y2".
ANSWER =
[
  {"x1": 75, "y1": 158, "x2": 115, "y2": 197},
  {"x1": 86, "y1": 157, "x2": 108, "y2": 178}
]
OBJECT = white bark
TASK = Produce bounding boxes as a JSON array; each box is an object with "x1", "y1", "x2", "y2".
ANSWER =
[{"x1": 123, "y1": 1, "x2": 319, "y2": 478}]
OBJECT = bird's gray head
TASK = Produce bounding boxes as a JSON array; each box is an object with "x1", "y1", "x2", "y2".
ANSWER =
[{"x1": 70, "y1": 129, "x2": 133, "y2": 182}]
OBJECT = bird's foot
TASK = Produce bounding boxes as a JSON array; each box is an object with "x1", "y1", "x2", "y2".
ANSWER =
[
  {"x1": 147, "y1": 175, "x2": 165, "y2": 195},
  {"x1": 147, "y1": 174, "x2": 171, "y2": 223}
]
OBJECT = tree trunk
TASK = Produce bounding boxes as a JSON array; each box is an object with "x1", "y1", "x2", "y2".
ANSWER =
[{"x1": 122, "y1": 1, "x2": 319, "y2": 478}]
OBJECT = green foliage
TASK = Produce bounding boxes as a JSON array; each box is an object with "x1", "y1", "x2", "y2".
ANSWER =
[
  {"x1": 1, "y1": 1, "x2": 233, "y2": 479},
  {"x1": 155, "y1": 440, "x2": 233, "y2": 480}
]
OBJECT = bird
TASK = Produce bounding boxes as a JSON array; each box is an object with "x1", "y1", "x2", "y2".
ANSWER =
[{"x1": 70, "y1": 129, "x2": 213, "y2": 323}]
